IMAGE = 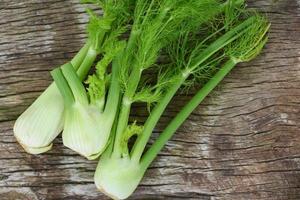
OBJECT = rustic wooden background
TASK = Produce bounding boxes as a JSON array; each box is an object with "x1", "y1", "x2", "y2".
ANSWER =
[{"x1": 0, "y1": 0, "x2": 299, "y2": 199}]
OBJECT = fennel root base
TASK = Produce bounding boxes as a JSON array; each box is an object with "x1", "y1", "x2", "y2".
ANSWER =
[
  {"x1": 96, "y1": 185, "x2": 121, "y2": 200},
  {"x1": 15, "y1": 136, "x2": 52, "y2": 154}
]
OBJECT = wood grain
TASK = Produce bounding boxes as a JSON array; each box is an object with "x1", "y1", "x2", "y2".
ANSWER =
[{"x1": 0, "y1": 0, "x2": 300, "y2": 199}]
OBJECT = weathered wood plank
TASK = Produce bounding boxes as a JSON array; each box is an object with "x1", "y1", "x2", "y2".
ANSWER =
[{"x1": 0, "y1": 0, "x2": 300, "y2": 199}]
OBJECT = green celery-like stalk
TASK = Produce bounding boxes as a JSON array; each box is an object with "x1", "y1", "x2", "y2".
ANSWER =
[
  {"x1": 141, "y1": 16, "x2": 270, "y2": 167},
  {"x1": 51, "y1": 65, "x2": 76, "y2": 107},
  {"x1": 141, "y1": 59, "x2": 237, "y2": 169},
  {"x1": 77, "y1": 47, "x2": 98, "y2": 80},
  {"x1": 102, "y1": 55, "x2": 122, "y2": 123},
  {"x1": 61, "y1": 63, "x2": 89, "y2": 104},
  {"x1": 130, "y1": 16, "x2": 256, "y2": 162},
  {"x1": 71, "y1": 42, "x2": 91, "y2": 70}
]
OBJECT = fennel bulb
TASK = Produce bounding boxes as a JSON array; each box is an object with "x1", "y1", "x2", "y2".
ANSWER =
[
  {"x1": 51, "y1": 60, "x2": 120, "y2": 160},
  {"x1": 13, "y1": 43, "x2": 90, "y2": 154}
]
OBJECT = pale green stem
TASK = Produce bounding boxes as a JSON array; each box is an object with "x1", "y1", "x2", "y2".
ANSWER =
[
  {"x1": 130, "y1": 17, "x2": 256, "y2": 162},
  {"x1": 103, "y1": 60, "x2": 121, "y2": 117},
  {"x1": 51, "y1": 67, "x2": 75, "y2": 108},
  {"x1": 130, "y1": 75, "x2": 185, "y2": 162},
  {"x1": 77, "y1": 47, "x2": 98, "y2": 80},
  {"x1": 71, "y1": 42, "x2": 91, "y2": 70},
  {"x1": 112, "y1": 65, "x2": 143, "y2": 158},
  {"x1": 141, "y1": 58, "x2": 237, "y2": 170},
  {"x1": 61, "y1": 64, "x2": 89, "y2": 105},
  {"x1": 112, "y1": 99, "x2": 132, "y2": 158},
  {"x1": 99, "y1": 58, "x2": 123, "y2": 151},
  {"x1": 96, "y1": 97, "x2": 106, "y2": 113}
]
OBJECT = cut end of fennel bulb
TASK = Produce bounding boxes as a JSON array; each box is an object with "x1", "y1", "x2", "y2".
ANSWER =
[
  {"x1": 94, "y1": 157, "x2": 145, "y2": 200},
  {"x1": 13, "y1": 83, "x2": 64, "y2": 154},
  {"x1": 17, "y1": 140, "x2": 53, "y2": 154},
  {"x1": 62, "y1": 103, "x2": 112, "y2": 160}
]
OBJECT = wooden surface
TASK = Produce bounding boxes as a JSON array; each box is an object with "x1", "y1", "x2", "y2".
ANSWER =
[{"x1": 0, "y1": 0, "x2": 300, "y2": 199}]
